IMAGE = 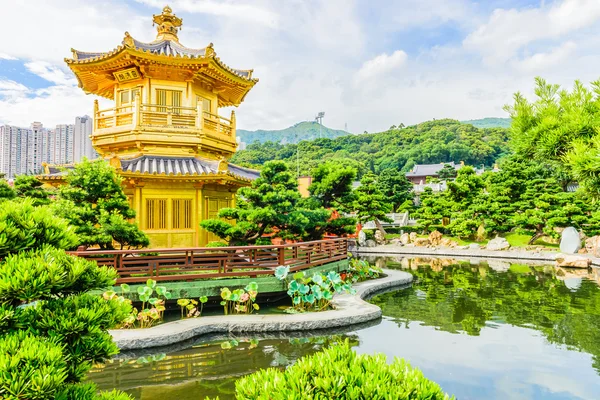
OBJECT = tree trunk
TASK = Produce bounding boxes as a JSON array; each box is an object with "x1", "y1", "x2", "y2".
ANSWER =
[
  {"x1": 374, "y1": 219, "x2": 387, "y2": 238},
  {"x1": 528, "y1": 231, "x2": 544, "y2": 245}
]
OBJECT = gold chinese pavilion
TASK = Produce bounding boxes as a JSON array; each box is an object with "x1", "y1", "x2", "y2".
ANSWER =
[{"x1": 55, "y1": 6, "x2": 259, "y2": 248}]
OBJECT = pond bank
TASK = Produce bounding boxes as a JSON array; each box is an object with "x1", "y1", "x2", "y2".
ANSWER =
[
  {"x1": 354, "y1": 244, "x2": 600, "y2": 267},
  {"x1": 110, "y1": 268, "x2": 413, "y2": 350}
]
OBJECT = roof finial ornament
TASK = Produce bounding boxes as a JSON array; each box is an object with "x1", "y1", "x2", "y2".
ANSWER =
[
  {"x1": 152, "y1": 5, "x2": 183, "y2": 42},
  {"x1": 123, "y1": 31, "x2": 134, "y2": 47}
]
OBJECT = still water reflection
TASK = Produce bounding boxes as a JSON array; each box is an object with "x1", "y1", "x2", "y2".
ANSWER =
[{"x1": 89, "y1": 257, "x2": 600, "y2": 399}]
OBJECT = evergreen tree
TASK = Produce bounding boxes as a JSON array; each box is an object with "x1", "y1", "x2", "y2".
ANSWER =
[
  {"x1": 353, "y1": 173, "x2": 392, "y2": 237},
  {"x1": 378, "y1": 168, "x2": 413, "y2": 211},
  {"x1": 437, "y1": 164, "x2": 458, "y2": 180},
  {"x1": 14, "y1": 174, "x2": 50, "y2": 206},
  {"x1": 308, "y1": 161, "x2": 357, "y2": 211},
  {"x1": 54, "y1": 158, "x2": 149, "y2": 249},
  {"x1": 0, "y1": 180, "x2": 16, "y2": 201}
]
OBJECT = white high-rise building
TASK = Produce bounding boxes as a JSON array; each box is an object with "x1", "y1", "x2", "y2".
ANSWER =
[
  {"x1": 0, "y1": 124, "x2": 49, "y2": 178},
  {"x1": 74, "y1": 115, "x2": 97, "y2": 162},
  {"x1": 53, "y1": 124, "x2": 75, "y2": 164}
]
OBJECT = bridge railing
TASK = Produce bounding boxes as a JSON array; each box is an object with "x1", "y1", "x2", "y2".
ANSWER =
[{"x1": 69, "y1": 238, "x2": 349, "y2": 284}]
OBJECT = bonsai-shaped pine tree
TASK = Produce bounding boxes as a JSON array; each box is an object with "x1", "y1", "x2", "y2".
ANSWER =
[
  {"x1": 14, "y1": 174, "x2": 50, "y2": 206},
  {"x1": 308, "y1": 161, "x2": 357, "y2": 211},
  {"x1": 201, "y1": 161, "x2": 344, "y2": 245},
  {"x1": 437, "y1": 163, "x2": 458, "y2": 180},
  {"x1": 54, "y1": 158, "x2": 149, "y2": 249},
  {"x1": 0, "y1": 179, "x2": 16, "y2": 201},
  {"x1": 353, "y1": 173, "x2": 393, "y2": 238},
  {"x1": 0, "y1": 200, "x2": 132, "y2": 399},
  {"x1": 378, "y1": 168, "x2": 413, "y2": 211}
]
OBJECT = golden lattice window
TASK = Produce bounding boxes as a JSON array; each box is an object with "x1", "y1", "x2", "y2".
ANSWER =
[
  {"x1": 146, "y1": 199, "x2": 167, "y2": 229},
  {"x1": 156, "y1": 89, "x2": 182, "y2": 113},
  {"x1": 172, "y1": 199, "x2": 192, "y2": 229}
]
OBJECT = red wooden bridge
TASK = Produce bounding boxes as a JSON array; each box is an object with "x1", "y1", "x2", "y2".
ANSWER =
[{"x1": 69, "y1": 238, "x2": 349, "y2": 284}]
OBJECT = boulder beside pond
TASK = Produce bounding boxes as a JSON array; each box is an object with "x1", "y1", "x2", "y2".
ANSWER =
[
  {"x1": 413, "y1": 238, "x2": 430, "y2": 247},
  {"x1": 428, "y1": 230, "x2": 443, "y2": 246},
  {"x1": 485, "y1": 236, "x2": 511, "y2": 251},
  {"x1": 358, "y1": 229, "x2": 367, "y2": 247},
  {"x1": 555, "y1": 254, "x2": 591, "y2": 269},
  {"x1": 560, "y1": 227, "x2": 581, "y2": 254}
]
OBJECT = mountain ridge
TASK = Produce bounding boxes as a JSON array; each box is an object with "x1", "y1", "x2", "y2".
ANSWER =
[{"x1": 237, "y1": 121, "x2": 351, "y2": 144}]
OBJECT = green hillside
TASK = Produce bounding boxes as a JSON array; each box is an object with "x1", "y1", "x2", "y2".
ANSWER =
[
  {"x1": 237, "y1": 121, "x2": 351, "y2": 144},
  {"x1": 461, "y1": 117, "x2": 511, "y2": 129},
  {"x1": 232, "y1": 119, "x2": 510, "y2": 176}
]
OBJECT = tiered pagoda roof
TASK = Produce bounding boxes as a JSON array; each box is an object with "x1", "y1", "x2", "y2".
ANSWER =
[{"x1": 65, "y1": 6, "x2": 257, "y2": 107}]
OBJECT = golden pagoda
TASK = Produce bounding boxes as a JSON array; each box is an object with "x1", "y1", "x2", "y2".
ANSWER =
[{"x1": 56, "y1": 6, "x2": 259, "y2": 248}]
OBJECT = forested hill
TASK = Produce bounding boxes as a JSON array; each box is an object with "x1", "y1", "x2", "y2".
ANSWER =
[
  {"x1": 237, "y1": 121, "x2": 351, "y2": 144},
  {"x1": 460, "y1": 117, "x2": 511, "y2": 129},
  {"x1": 231, "y1": 119, "x2": 510, "y2": 176}
]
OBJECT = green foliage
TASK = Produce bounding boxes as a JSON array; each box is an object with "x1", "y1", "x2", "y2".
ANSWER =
[
  {"x1": 114, "y1": 279, "x2": 172, "y2": 329},
  {"x1": 0, "y1": 180, "x2": 16, "y2": 201},
  {"x1": 414, "y1": 158, "x2": 600, "y2": 242},
  {"x1": 0, "y1": 199, "x2": 78, "y2": 258},
  {"x1": 14, "y1": 175, "x2": 50, "y2": 206},
  {"x1": 232, "y1": 119, "x2": 509, "y2": 177},
  {"x1": 201, "y1": 161, "x2": 353, "y2": 245},
  {"x1": 220, "y1": 282, "x2": 259, "y2": 315},
  {"x1": 177, "y1": 296, "x2": 208, "y2": 319},
  {"x1": 274, "y1": 266, "x2": 355, "y2": 312},
  {"x1": 0, "y1": 246, "x2": 132, "y2": 399},
  {"x1": 53, "y1": 158, "x2": 148, "y2": 249},
  {"x1": 346, "y1": 259, "x2": 382, "y2": 283},
  {"x1": 437, "y1": 163, "x2": 458, "y2": 180},
  {"x1": 233, "y1": 341, "x2": 454, "y2": 399},
  {"x1": 378, "y1": 168, "x2": 413, "y2": 211},
  {"x1": 354, "y1": 173, "x2": 393, "y2": 237},
  {"x1": 307, "y1": 161, "x2": 357, "y2": 210},
  {"x1": 505, "y1": 77, "x2": 600, "y2": 197}
]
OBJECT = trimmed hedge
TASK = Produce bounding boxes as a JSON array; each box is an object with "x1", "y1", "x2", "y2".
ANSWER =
[{"x1": 210, "y1": 341, "x2": 454, "y2": 399}]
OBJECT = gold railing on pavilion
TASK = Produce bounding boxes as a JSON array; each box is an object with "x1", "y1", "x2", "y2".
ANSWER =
[{"x1": 94, "y1": 102, "x2": 234, "y2": 137}]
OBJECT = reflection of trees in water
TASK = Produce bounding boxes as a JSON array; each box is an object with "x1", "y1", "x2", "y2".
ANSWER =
[
  {"x1": 89, "y1": 334, "x2": 359, "y2": 399},
  {"x1": 370, "y1": 263, "x2": 600, "y2": 373}
]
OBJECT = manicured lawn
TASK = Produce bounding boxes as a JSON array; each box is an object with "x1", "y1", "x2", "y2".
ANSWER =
[{"x1": 503, "y1": 232, "x2": 559, "y2": 248}]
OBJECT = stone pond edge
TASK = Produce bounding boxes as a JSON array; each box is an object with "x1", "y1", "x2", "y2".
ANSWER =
[
  {"x1": 109, "y1": 268, "x2": 413, "y2": 350},
  {"x1": 354, "y1": 245, "x2": 600, "y2": 267}
]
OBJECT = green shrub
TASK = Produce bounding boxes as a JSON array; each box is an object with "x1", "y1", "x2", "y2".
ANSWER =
[
  {"x1": 206, "y1": 241, "x2": 229, "y2": 247},
  {"x1": 0, "y1": 246, "x2": 132, "y2": 399},
  {"x1": 346, "y1": 258, "x2": 382, "y2": 282},
  {"x1": 232, "y1": 341, "x2": 454, "y2": 399},
  {"x1": 0, "y1": 199, "x2": 78, "y2": 258}
]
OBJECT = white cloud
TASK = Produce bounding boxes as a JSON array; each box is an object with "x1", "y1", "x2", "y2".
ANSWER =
[
  {"x1": 25, "y1": 61, "x2": 77, "y2": 86},
  {"x1": 464, "y1": 0, "x2": 600, "y2": 64},
  {"x1": 355, "y1": 50, "x2": 408, "y2": 81},
  {"x1": 135, "y1": 0, "x2": 280, "y2": 28},
  {"x1": 0, "y1": 80, "x2": 28, "y2": 93},
  {"x1": 513, "y1": 41, "x2": 577, "y2": 73},
  {"x1": 0, "y1": 53, "x2": 17, "y2": 60}
]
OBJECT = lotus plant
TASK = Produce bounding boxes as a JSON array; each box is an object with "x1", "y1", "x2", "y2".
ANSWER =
[
  {"x1": 109, "y1": 279, "x2": 173, "y2": 329},
  {"x1": 177, "y1": 296, "x2": 208, "y2": 319},
  {"x1": 220, "y1": 282, "x2": 260, "y2": 315},
  {"x1": 274, "y1": 266, "x2": 356, "y2": 312}
]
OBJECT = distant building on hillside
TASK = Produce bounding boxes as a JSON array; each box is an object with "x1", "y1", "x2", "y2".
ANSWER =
[
  {"x1": 405, "y1": 161, "x2": 491, "y2": 184},
  {"x1": 298, "y1": 176, "x2": 312, "y2": 197}
]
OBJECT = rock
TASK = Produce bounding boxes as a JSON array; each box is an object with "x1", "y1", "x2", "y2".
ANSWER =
[
  {"x1": 488, "y1": 260, "x2": 510, "y2": 272},
  {"x1": 469, "y1": 243, "x2": 481, "y2": 250},
  {"x1": 585, "y1": 235, "x2": 600, "y2": 257},
  {"x1": 365, "y1": 239, "x2": 377, "y2": 248},
  {"x1": 409, "y1": 232, "x2": 417, "y2": 242},
  {"x1": 458, "y1": 245, "x2": 469, "y2": 250},
  {"x1": 413, "y1": 238, "x2": 430, "y2": 247},
  {"x1": 428, "y1": 230, "x2": 443, "y2": 246},
  {"x1": 374, "y1": 230, "x2": 386, "y2": 245},
  {"x1": 476, "y1": 224, "x2": 487, "y2": 242},
  {"x1": 389, "y1": 238, "x2": 403, "y2": 246},
  {"x1": 440, "y1": 238, "x2": 459, "y2": 248},
  {"x1": 400, "y1": 233, "x2": 411, "y2": 245},
  {"x1": 560, "y1": 227, "x2": 581, "y2": 254},
  {"x1": 555, "y1": 254, "x2": 591, "y2": 269},
  {"x1": 357, "y1": 229, "x2": 367, "y2": 247},
  {"x1": 485, "y1": 236, "x2": 511, "y2": 251}
]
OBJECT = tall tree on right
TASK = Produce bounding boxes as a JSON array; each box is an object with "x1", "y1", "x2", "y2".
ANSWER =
[
  {"x1": 353, "y1": 173, "x2": 392, "y2": 237},
  {"x1": 377, "y1": 168, "x2": 413, "y2": 211}
]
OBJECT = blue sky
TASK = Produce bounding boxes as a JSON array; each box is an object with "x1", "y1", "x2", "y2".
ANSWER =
[{"x1": 1, "y1": 0, "x2": 600, "y2": 133}]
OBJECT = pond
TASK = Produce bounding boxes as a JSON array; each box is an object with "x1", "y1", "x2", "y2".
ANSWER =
[{"x1": 88, "y1": 257, "x2": 600, "y2": 399}]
